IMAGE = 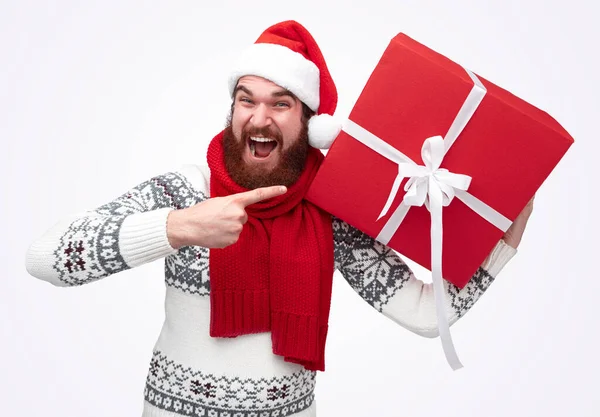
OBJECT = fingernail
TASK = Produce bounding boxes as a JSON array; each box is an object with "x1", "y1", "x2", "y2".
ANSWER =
[{"x1": 280, "y1": 186, "x2": 287, "y2": 193}]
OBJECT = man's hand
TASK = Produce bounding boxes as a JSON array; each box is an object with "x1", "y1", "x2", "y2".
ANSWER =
[
  {"x1": 167, "y1": 185, "x2": 287, "y2": 249},
  {"x1": 502, "y1": 196, "x2": 535, "y2": 249}
]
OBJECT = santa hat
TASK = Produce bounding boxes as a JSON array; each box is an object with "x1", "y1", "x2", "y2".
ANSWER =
[{"x1": 228, "y1": 20, "x2": 341, "y2": 149}]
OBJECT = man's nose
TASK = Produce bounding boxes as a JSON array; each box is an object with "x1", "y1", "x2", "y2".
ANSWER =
[{"x1": 250, "y1": 104, "x2": 273, "y2": 127}]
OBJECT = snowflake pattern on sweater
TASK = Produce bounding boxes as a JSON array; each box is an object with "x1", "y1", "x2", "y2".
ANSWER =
[
  {"x1": 145, "y1": 351, "x2": 315, "y2": 416},
  {"x1": 52, "y1": 214, "x2": 129, "y2": 286},
  {"x1": 50, "y1": 171, "x2": 204, "y2": 287}
]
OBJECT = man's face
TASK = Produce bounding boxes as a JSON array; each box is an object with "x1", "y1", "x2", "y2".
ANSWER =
[{"x1": 223, "y1": 75, "x2": 310, "y2": 189}]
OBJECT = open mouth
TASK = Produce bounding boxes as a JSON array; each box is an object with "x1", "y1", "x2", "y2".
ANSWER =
[{"x1": 248, "y1": 136, "x2": 278, "y2": 159}]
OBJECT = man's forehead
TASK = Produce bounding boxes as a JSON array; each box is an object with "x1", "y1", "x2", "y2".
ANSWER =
[
  {"x1": 236, "y1": 76, "x2": 294, "y2": 96},
  {"x1": 237, "y1": 75, "x2": 280, "y2": 87}
]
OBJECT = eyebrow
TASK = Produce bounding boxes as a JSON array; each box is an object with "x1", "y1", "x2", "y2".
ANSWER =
[
  {"x1": 271, "y1": 90, "x2": 297, "y2": 101},
  {"x1": 234, "y1": 85, "x2": 253, "y2": 97}
]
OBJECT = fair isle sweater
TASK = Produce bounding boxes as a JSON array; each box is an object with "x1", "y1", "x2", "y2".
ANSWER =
[{"x1": 25, "y1": 163, "x2": 516, "y2": 417}]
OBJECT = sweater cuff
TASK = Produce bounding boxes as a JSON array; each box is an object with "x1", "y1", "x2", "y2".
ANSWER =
[
  {"x1": 481, "y1": 239, "x2": 517, "y2": 277},
  {"x1": 119, "y1": 208, "x2": 178, "y2": 268}
]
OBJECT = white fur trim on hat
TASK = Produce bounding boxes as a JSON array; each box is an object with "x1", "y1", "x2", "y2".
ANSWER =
[
  {"x1": 228, "y1": 43, "x2": 321, "y2": 111},
  {"x1": 308, "y1": 113, "x2": 342, "y2": 149}
]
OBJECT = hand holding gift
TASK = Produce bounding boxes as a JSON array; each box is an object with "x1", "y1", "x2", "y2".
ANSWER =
[{"x1": 503, "y1": 196, "x2": 535, "y2": 249}]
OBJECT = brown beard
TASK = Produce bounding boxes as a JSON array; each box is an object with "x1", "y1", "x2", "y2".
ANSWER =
[{"x1": 222, "y1": 117, "x2": 309, "y2": 189}]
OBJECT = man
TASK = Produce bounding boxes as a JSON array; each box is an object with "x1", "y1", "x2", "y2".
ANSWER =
[{"x1": 25, "y1": 20, "x2": 532, "y2": 417}]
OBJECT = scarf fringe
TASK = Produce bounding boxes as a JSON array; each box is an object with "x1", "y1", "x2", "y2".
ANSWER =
[
  {"x1": 210, "y1": 289, "x2": 271, "y2": 336},
  {"x1": 271, "y1": 311, "x2": 329, "y2": 371}
]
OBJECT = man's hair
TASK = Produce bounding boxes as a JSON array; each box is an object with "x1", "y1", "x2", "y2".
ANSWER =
[{"x1": 300, "y1": 102, "x2": 315, "y2": 123}]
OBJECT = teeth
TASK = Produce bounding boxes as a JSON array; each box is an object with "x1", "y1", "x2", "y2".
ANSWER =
[
  {"x1": 250, "y1": 141, "x2": 256, "y2": 156},
  {"x1": 250, "y1": 137, "x2": 275, "y2": 143}
]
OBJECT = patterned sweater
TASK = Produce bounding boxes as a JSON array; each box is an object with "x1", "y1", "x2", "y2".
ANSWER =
[{"x1": 25, "y1": 163, "x2": 516, "y2": 417}]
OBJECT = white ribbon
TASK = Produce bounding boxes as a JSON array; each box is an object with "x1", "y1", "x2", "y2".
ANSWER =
[{"x1": 342, "y1": 68, "x2": 513, "y2": 370}]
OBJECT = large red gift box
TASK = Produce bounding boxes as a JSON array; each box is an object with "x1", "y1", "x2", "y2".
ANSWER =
[{"x1": 306, "y1": 33, "x2": 574, "y2": 289}]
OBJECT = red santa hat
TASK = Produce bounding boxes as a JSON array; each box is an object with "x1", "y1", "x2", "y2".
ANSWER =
[{"x1": 228, "y1": 20, "x2": 341, "y2": 149}]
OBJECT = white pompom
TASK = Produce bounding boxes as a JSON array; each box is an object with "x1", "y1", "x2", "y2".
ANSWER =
[{"x1": 308, "y1": 114, "x2": 342, "y2": 149}]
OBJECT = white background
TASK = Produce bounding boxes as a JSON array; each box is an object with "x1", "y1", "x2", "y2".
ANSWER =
[{"x1": 2, "y1": 0, "x2": 598, "y2": 416}]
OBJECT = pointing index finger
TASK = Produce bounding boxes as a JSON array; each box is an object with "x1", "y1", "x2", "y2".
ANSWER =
[{"x1": 235, "y1": 186, "x2": 288, "y2": 207}]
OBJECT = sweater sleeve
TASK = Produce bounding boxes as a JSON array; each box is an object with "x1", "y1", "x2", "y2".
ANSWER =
[
  {"x1": 332, "y1": 217, "x2": 517, "y2": 338},
  {"x1": 25, "y1": 164, "x2": 207, "y2": 287}
]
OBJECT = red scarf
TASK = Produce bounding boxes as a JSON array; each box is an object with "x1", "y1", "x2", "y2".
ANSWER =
[{"x1": 206, "y1": 131, "x2": 334, "y2": 371}]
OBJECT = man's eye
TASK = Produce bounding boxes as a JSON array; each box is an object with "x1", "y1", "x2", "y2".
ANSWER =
[
  {"x1": 239, "y1": 97, "x2": 252, "y2": 104},
  {"x1": 275, "y1": 102, "x2": 290, "y2": 108}
]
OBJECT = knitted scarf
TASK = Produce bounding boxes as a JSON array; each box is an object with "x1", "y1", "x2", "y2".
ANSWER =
[{"x1": 206, "y1": 131, "x2": 334, "y2": 371}]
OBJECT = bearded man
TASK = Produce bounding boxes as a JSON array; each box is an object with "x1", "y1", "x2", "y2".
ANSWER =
[{"x1": 26, "y1": 20, "x2": 532, "y2": 417}]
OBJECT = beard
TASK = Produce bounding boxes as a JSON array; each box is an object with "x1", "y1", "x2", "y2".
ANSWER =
[{"x1": 222, "y1": 116, "x2": 310, "y2": 189}]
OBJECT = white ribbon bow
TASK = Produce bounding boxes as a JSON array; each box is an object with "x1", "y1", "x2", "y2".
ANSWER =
[{"x1": 378, "y1": 135, "x2": 472, "y2": 220}]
